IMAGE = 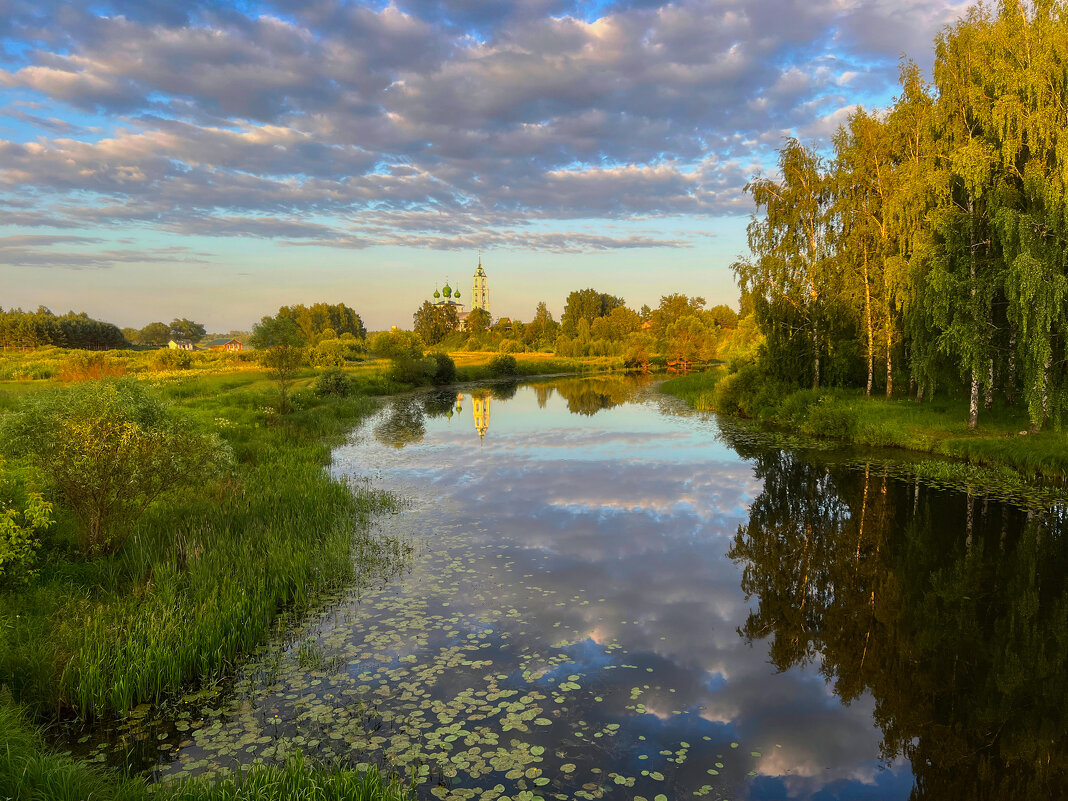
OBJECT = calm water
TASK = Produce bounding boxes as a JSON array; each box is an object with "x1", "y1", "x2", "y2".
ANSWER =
[{"x1": 84, "y1": 376, "x2": 1067, "y2": 800}]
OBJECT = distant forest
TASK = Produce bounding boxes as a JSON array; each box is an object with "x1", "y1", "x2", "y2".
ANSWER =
[
  {"x1": 735, "y1": 1, "x2": 1068, "y2": 431},
  {"x1": 0, "y1": 307, "x2": 127, "y2": 351}
]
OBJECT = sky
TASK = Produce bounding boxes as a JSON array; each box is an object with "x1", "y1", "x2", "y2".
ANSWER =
[{"x1": 0, "y1": 0, "x2": 972, "y2": 332}]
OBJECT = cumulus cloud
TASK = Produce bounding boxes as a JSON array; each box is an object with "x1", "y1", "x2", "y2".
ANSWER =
[{"x1": 0, "y1": 0, "x2": 975, "y2": 265}]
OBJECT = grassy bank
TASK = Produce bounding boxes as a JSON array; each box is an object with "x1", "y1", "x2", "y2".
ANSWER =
[
  {"x1": 0, "y1": 368, "x2": 413, "y2": 799},
  {"x1": 449, "y1": 351, "x2": 622, "y2": 380},
  {"x1": 662, "y1": 366, "x2": 1068, "y2": 481}
]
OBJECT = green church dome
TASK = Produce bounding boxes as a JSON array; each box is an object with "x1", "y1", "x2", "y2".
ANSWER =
[
  {"x1": 455, "y1": 291, "x2": 460, "y2": 298},
  {"x1": 433, "y1": 290, "x2": 440, "y2": 298},
  {"x1": 443, "y1": 284, "x2": 452, "y2": 297}
]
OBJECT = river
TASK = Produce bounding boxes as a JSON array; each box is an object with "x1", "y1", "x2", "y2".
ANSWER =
[{"x1": 80, "y1": 375, "x2": 1067, "y2": 801}]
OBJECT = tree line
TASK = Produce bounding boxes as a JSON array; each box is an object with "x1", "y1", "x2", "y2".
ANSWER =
[
  {"x1": 735, "y1": 1, "x2": 1068, "y2": 431},
  {"x1": 0, "y1": 307, "x2": 127, "y2": 350},
  {"x1": 413, "y1": 289, "x2": 750, "y2": 368}
]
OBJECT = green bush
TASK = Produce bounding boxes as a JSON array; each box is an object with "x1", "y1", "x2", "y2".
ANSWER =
[
  {"x1": 427, "y1": 352, "x2": 456, "y2": 385},
  {"x1": 498, "y1": 338, "x2": 522, "y2": 354},
  {"x1": 800, "y1": 398, "x2": 858, "y2": 439},
  {"x1": 0, "y1": 380, "x2": 233, "y2": 555},
  {"x1": 778, "y1": 389, "x2": 821, "y2": 425},
  {"x1": 152, "y1": 348, "x2": 193, "y2": 371},
  {"x1": 0, "y1": 460, "x2": 53, "y2": 586},
  {"x1": 309, "y1": 339, "x2": 348, "y2": 367},
  {"x1": 488, "y1": 354, "x2": 518, "y2": 377},
  {"x1": 315, "y1": 368, "x2": 355, "y2": 397}
]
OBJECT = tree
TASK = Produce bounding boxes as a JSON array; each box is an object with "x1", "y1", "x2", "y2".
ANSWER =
[
  {"x1": 138, "y1": 321, "x2": 172, "y2": 347},
  {"x1": 0, "y1": 381, "x2": 231, "y2": 555},
  {"x1": 707, "y1": 304, "x2": 739, "y2": 329},
  {"x1": 250, "y1": 315, "x2": 306, "y2": 413},
  {"x1": 465, "y1": 307, "x2": 492, "y2": 335},
  {"x1": 561, "y1": 289, "x2": 625, "y2": 335},
  {"x1": 169, "y1": 318, "x2": 206, "y2": 342},
  {"x1": 735, "y1": 139, "x2": 837, "y2": 389},
  {"x1": 413, "y1": 301, "x2": 459, "y2": 346},
  {"x1": 370, "y1": 328, "x2": 427, "y2": 384},
  {"x1": 277, "y1": 302, "x2": 366, "y2": 342},
  {"x1": 926, "y1": 8, "x2": 1004, "y2": 429}
]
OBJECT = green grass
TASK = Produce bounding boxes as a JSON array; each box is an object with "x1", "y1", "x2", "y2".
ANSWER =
[
  {"x1": 662, "y1": 366, "x2": 1068, "y2": 481},
  {"x1": 0, "y1": 372, "x2": 408, "y2": 721},
  {"x1": 0, "y1": 699, "x2": 411, "y2": 801}
]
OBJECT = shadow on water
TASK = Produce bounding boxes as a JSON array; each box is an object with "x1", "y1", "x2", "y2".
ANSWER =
[{"x1": 722, "y1": 435, "x2": 1068, "y2": 801}]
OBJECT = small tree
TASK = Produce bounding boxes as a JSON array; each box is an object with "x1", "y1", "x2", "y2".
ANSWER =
[
  {"x1": 413, "y1": 301, "x2": 459, "y2": 345},
  {"x1": 0, "y1": 381, "x2": 231, "y2": 556},
  {"x1": 169, "y1": 318, "x2": 207, "y2": 343},
  {"x1": 370, "y1": 329, "x2": 428, "y2": 384},
  {"x1": 250, "y1": 315, "x2": 307, "y2": 413}
]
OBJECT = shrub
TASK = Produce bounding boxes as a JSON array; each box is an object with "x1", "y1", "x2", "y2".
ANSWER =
[
  {"x1": 498, "y1": 338, "x2": 522, "y2": 354},
  {"x1": 488, "y1": 354, "x2": 518, "y2": 377},
  {"x1": 0, "y1": 380, "x2": 233, "y2": 555},
  {"x1": 151, "y1": 348, "x2": 192, "y2": 371},
  {"x1": 778, "y1": 389, "x2": 821, "y2": 425},
  {"x1": 314, "y1": 368, "x2": 355, "y2": 397},
  {"x1": 427, "y1": 352, "x2": 457, "y2": 385},
  {"x1": 801, "y1": 398, "x2": 858, "y2": 439},
  {"x1": 0, "y1": 459, "x2": 53, "y2": 586},
  {"x1": 309, "y1": 338, "x2": 348, "y2": 367}
]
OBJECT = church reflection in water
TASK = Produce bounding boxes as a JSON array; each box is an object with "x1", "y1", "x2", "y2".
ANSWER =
[{"x1": 453, "y1": 391, "x2": 491, "y2": 443}]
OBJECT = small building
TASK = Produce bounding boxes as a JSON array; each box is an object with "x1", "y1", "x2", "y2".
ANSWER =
[
  {"x1": 207, "y1": 338, "x2": 244, "y2": 351},
  {"x1": 168, "y1": 339, "x2": 196, "y2": 351}
]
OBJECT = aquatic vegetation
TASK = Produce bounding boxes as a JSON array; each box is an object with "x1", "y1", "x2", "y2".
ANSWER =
[{"x1": 0, "y1": 699, "x2": 411, "y2": 801}]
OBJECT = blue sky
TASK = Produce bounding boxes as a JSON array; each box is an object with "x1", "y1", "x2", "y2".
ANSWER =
[{"x1": 0, "y1": 0, "x2": 971, "y2": 331}]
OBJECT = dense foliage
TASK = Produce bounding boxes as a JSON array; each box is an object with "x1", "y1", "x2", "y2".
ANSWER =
[
  {"x1": 0, "y1": 307, "x2": 128, "y2": 350},
  {"x1": 277, "y1": 302, "x2": 367, "y2": 342},
  {"x1": 736, "y1": 1, "x2": 1068, "y2": 431}
]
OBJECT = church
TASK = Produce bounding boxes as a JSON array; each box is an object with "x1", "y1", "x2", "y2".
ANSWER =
[{"x1": 429, "y1": 256, "x2": 490, "y2": 326}]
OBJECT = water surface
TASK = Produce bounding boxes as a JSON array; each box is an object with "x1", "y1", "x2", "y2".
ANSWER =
[{"x1": 92, "y1": 376, "x2": 1066, "y2": 801}]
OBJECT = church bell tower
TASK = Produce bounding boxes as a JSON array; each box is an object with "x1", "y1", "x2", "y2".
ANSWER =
[{"x1": 472, "y1": 253, "x2": 489, "y2": 313}]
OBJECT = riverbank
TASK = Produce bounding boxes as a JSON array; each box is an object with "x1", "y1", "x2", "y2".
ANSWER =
[
  {"x1": 661, "y1": 366, "x2": 1068, "y2": 483},
  {"x1": 0, "y1": 370, "x2": 413, "y2": 799}
]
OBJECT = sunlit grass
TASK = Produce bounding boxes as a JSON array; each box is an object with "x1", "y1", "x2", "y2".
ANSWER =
[
  {"x1": 0, "y1": 374, "x2": 405, "y2": 720},
  {"x1": 662, "y1": 367, "x2": 1068, "y2": 480}
]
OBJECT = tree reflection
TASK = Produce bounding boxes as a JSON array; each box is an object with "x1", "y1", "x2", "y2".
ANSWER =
[
  {"x1": 728, "y1": 449, "x2": 1068, "y2": 799},
  {"x1": 373, "y1": 397, "x2": 426, "y2": 448},
  {"x1": 551, "y1": 374, "x2": 649, "y2": 416}
]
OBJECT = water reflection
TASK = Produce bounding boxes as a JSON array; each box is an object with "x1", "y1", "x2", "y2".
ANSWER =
[
  {"x1": 374, "y1": 374, "x2": 651, "y2": 448},
  {"x1": 81, "y1": 376, "x2": 1066, "y2": 801},
  {"x1": 726, "y1": 443, "x2": 1068, "y2": 800}
]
